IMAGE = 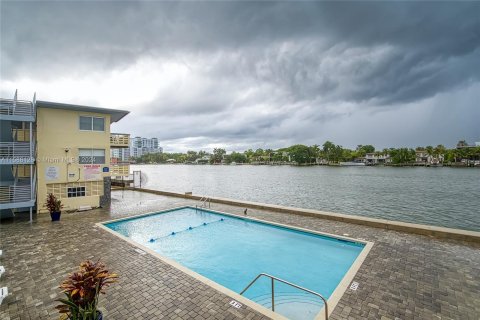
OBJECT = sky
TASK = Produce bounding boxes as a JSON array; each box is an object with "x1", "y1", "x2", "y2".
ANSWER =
[{"x1": 1, "y1": 1, "x2": 479, "y2": 152}]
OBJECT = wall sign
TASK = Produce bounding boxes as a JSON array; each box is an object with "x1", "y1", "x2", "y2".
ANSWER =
[
  {"x1": 83, "y1": 164, "x2": 101, "y2": 180},
  {"x1": 45, "y1": 166, "x2": 59, "y2": 181},
  {"x1": 102, "y1": 166, "x2": 109, "y2": 172}
]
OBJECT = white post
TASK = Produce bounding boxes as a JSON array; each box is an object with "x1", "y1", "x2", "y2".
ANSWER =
[
  {"x1": 29, "y1": 207, "x2": 32, "y2": 223},
  {"x1": 29, "y1": 122, "x2": 32, "y2": 159},
  {"x1": 13, "y1": 89, "x2": 17, "y2": 113}
]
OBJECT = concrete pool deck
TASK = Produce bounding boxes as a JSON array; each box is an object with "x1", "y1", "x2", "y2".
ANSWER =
[{"x1": 1, "y1": 190, "x2": 479, "y2": 319}]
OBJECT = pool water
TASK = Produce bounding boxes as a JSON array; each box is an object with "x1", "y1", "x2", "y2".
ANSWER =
[{"x1": 105, "y1": 207, "x2": 365, "y2": 320}]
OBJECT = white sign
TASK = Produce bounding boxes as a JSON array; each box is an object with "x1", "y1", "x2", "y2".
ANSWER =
[
  {"x1": 350, "y1": 281, "x2": 359, "y2": 291},
  {"x1": 229, "y1": 300, "x2": 242, "y2": 309},
  {"x1": 83, "y1": 164, "x2": 101, "y2": 180},
  {"x1": 45, "y1": 166, "x2": 59, "y2": 181}
]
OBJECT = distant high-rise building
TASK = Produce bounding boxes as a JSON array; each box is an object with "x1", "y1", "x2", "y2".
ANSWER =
[
  {"x1": 111, "y1": 148, "x2": 130, "y2": 162},
  {"x1": 130, "y1": 136, "x2": 163, "y2": 157}
]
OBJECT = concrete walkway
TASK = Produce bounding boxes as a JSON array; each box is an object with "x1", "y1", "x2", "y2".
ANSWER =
[{"x1": 0, "y1": 190, "x2": 479, "y2": 319}]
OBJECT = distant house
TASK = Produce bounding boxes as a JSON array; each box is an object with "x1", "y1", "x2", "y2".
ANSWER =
[
  {"x1": 365, "y1": 153, "x2": 391, "y2": 165},
  {"x1": 456, "y1": 140, "x2": 478, "y2": 149},
  {"x1": 195, "y1": 156, "x2": 210, "y2": 164},
  {"x1": 415, "y1": 151, "x2": 444, "y2": 165},
  {"x1": 415, "y1": 151, "x2": 429, "y2": 163},
  {"x1": 166, "y1": 159, "x2": 176, "y2": 163}
]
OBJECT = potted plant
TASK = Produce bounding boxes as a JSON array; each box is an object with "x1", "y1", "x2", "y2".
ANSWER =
[
  {"x1": 44, "y1": 193, "x2": 63, "y2": 221},
  {"x1": 56, "y1": 260, "x2": 118, "y2": 320}
]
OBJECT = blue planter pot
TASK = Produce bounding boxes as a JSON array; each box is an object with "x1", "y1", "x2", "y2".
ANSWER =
[{"x1": 50, "y1": 211, "x2": 61, "y2": 221}]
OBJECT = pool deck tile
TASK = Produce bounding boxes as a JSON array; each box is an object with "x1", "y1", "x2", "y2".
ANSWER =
[{"x1": 1, "y1": 190, "x2": 479, "y2": 320}]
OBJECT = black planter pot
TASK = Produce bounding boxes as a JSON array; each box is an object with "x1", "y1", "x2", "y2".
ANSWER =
[{"x1": 50, "y1": 211, "x2": 61, "y2": 221}]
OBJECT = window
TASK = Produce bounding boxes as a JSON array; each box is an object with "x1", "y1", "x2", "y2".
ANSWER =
[
  {"x1": 79, "y1": 149, "x2": 105, "y2": 164},
  {"x1": 79, "y1": 116, "x2": 105, "y2": 131},
  {"x1": 67, "y1": 187, "x2": 86, "y2": 198},
  {"x1": 47, "y1": 181, "x2": 103, "y2": 199}
]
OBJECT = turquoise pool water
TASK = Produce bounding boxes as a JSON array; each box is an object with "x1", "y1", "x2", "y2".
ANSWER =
[{"x1": 105, "y1": 207, "x2": 365, "y2": 320}]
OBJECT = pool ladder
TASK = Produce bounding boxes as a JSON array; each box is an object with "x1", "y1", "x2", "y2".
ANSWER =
[
  {"x1": 240, "y1": 273, "x2": 329, "y2": 320},
  {"x1": 196, "y1": 196, "x2": 211, "y2": 209}
]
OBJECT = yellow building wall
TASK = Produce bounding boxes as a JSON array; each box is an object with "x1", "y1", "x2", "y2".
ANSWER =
[{"x1": 36, "y1": 108, "x2": 111, "y2": 213}]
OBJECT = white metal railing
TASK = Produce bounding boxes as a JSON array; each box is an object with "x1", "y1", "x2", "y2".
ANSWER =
[
  {"x1": 110, "y1": 133, "x2": 130, "y2": 147},
  {"x1": 196, "y1": 196, "x2": 211, "y2": 209},
  {"x1": 0, "y1": 142, "x2": 34, "y2": 160},
  {"x1": 0, "y1": 99, "x2": 34, "y2": 117},
  {"x1": 0, "y1": 185, "x2": 32, "y2": 204},
  {"x1": 110, "y1": 163, "x2": 130, "y2": 176},
  {"x1": 240, "y1": 273, "x2": 328, "y2": 319},
  {"x1": 32, "y1": 169, "x2": 37, "y2": 203}
]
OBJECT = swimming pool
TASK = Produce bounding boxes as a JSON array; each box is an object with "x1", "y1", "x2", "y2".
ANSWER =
[{"x1": 101, "y1": 207, "x2": 372, "y2": 320}]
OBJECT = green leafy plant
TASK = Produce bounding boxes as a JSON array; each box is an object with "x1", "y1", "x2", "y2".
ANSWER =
[
  {"x1": 56, "y1": 260, "x2": 118, "y2": 320},
  {"x1": 44, "y1": 193, "x2": 63, "y2": 213}
]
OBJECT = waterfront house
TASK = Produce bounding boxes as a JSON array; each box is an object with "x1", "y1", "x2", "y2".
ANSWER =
[
  {"x1": 415, "y1": 150, "x2": 429, "y2": 163},
  {"x1": 195, "y1": 156, "x2": 210, "y2": 164},
  {"x1": 0, "y1": 91, "x2": 129, "y2": 220},
  {"x1": 365, "y1": 153, "x2": 391, "y2": 165},
  {"x1": 415, "y1": 150, "x2": 444, "y2": 166}
]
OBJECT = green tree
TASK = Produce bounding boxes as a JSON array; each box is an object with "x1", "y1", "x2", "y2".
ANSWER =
[
  {"x1": 322, "y1": 141, "x2": 335, "y2": 162},
  {"x1": 287, "y1": 144, "x2": 311, "y2": 164},
  {"x1": 186, "y1": 150, "x2": 198, "y2": 162},
  {"x1": 357, "y1": 145, "x2": 375, "y2": 157},
  {"x1": 390, "y1": 148, "x2": 415, "y2": 164},
  {"x1": 212, "y1": 148, "x2": 226, "y2": 164},
  {"x1": 230, "y1": 152, "x2": 247, "y2": 163}
]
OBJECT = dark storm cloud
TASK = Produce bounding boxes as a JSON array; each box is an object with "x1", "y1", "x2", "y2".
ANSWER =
[{"x1": 2, "y1": 1, "x2": 480, "y2": 150}]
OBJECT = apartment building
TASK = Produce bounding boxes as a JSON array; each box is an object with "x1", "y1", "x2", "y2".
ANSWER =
[
  {"x1": 130, "y1": 136, "x2": 163, "y2": 157},
  {"x1": 0, "y1": 91, "x2": 129, "y2": 220}
]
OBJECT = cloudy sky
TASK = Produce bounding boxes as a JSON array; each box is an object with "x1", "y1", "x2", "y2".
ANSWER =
[{"x1": 1, "y1": 1, "x2": 479, "y2": 152}]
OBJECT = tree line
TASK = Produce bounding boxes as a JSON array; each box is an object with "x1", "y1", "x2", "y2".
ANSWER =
[{"x1": 133, "y1": 141, "x2": 480, "y2": 165}]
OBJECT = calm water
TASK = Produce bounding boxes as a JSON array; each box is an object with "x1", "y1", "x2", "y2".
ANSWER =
[
  {"x1": 106, "y1": 207, "x2": 364, "y2": 320},
  {"x1": 131, "y1": 164, "x2": 480, "y2": 231}
]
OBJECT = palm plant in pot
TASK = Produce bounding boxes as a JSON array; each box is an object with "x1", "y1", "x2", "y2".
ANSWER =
[
  {"x1": 56, "y1": 260, "x2": 118, "y2": 320},
  {"x1": 45, "y1": 193, "x2": 63, "y2": 221}
]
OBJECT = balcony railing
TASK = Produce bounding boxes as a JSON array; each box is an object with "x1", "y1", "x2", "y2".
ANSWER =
[
  {"x1": 110, "y1": 133, "x2": 130, "y2": 148},
  {"x1": 0, "y1": 99, "x2": 35, "y2": 120},
  {"x1": 110, "y1": 163, "x2": 130, "y2": 176},
  {"x1": 0, "y1": 142, "x2": 34, "y2": 164},
  {"x1": 0, "y1": 185, "x2": 32, "y2": 205}
]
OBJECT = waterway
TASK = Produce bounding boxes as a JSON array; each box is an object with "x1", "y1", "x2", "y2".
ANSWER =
[{"x1": 130, "y1": 164, "x2": 480, "y2": 232}]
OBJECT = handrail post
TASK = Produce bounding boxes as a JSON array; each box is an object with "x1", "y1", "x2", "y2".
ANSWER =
[
  {"x1": 240, "y1": 272, "x2": 328, "y2": 320},
  {"x1": 271, "y1": 277, "x2": 275, "y2": 312}
]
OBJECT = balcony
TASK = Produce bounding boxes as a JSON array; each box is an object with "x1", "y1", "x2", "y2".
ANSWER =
[
  {"x1": 110, "y1": 133, "x2": 130, "y2": 148},
  {"x1": 12, "y1": 128, "x2": 31, "y2": 142},
  {"x1": 110, "y1": 163, "x2": 130, "y2": 177},
  {"x1": 0, "y1": 142, "x2": 34, "y2": 164},
  {"x1": 0, "y1": 98, "x2": 35, "y2": 122},
  {"x1": 0, "y1": 183, "x2": 35, "y2": 210}
]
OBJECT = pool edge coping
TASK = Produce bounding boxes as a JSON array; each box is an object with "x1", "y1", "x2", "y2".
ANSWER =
[{"x1": 97, "y1": 206, "x2": 374, "y2": 320}]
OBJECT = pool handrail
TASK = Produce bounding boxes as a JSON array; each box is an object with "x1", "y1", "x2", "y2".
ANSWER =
[
  {"x1": 197, "y1": 196, "x2": 211, "y2": 208},
  {"x1": 240, "y1": 272, "x2": 328, "y2": 320}
]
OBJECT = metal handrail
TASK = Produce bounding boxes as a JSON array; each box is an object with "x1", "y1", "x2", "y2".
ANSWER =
[
  {"x1": 0, "y1": 185, "x2": 32, "y2": 204},
  {"x1": 0, "y1": 142, "x2": 34, "y2": 159},
  {"x1": 197, "y1": 196, "x2": 211, "y2": 209},
  {"x1": 240, "y1": 273, "x2": 328, "y2": 319}
]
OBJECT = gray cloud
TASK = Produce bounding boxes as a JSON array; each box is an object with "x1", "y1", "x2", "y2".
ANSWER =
[{"x1": 2, "y1": 1, "x2": 480, "y2": 151}]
